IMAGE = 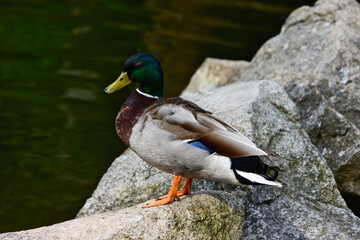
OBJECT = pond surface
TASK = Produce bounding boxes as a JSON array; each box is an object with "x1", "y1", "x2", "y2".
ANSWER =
[{"x1": 0, "y1": 0, "x2": 315, "y2": 232}]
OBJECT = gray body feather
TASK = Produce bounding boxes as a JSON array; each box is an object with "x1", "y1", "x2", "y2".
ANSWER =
[{"x1": 128, "y1": 98, "x2": 280, "y2": 186}]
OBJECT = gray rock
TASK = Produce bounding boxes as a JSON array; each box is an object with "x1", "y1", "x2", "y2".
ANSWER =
[
  {"x1": 242, "y1": 192, "x2": 360, "y2": 240},
  {"x1": 181, "y1": 58, "x2": 249, "y2": 98},
  {"x1": 239, "y1": 0, "x2": 360, "y2": 197},
  {"x1": 77, "y1": 149, "x2": 174, "y2": 216},
  {"x1": 76, "y1": 80, "x2": 360, "y2": 239},
  {"x1": 0, "y1": 192, "x2": 245, "y2": 240},
  {"x1": 6, "y1": 1, "x2": 360, "y2": 238}
]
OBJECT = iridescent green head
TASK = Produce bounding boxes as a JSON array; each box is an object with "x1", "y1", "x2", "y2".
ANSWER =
[{"x1": 104, "y1": 53, "x2": 164, "y2": 97}]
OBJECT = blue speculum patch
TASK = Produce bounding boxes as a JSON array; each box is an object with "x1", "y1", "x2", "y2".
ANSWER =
[{"x1": 188, "y1": 140, "x2": 215, "y2": 154}]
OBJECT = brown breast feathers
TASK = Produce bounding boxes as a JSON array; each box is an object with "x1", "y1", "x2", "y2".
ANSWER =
[{"x1": 116, "y1": 90, "x2": 161, "y2": 146}]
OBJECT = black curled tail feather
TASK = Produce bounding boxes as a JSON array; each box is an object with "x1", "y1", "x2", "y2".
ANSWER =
[
  {"x1": 264, "y1": 166, "x2": 278, "y2": 181},
  {"x1": 230, "y1": 155, "x2": 279, "y2": 185}
]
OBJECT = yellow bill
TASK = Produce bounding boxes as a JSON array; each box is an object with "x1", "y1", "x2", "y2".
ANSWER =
[{"x1": 104, "y1": 72, "x2": 131, "y2": 94}]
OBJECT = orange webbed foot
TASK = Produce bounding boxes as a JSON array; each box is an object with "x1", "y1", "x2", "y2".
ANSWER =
[
  {"x1": 143, "y1": 195, "x2": 178, "y2": 208},
  {"x1": 156, "y1": 178, "x2": 193, "y2": 200},
  {"x1": 143, "y1": 176, "x2": 194, "y2": 208}
]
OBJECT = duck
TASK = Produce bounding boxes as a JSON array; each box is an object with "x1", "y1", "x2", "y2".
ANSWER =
[{"x1": 104, "y1": 53, "x2": 281, "y2": 208}]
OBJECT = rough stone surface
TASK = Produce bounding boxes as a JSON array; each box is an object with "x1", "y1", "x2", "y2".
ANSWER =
[
  {"x1": 181, "y1": 58, "x2": 249, "y2": 98},
  {"x1": 0, "y1": 192, "x2": 244, "y2": 240},
  {"x1": 239, "y1": 0, "x2": 360, "y2": 197},
  {"x1": 76, "y1": 80, "x2": 360, "y2": 239},
  {"x1": 4, "y1": 1, "x2": 360, "y2": 239},
  {"x1": 242, "y1": 191, "x2": 360, "y2": 240},
  {"x1": 77, "y1": 148, "x2": 174, "y2": 215},
  {"x1": 4, "y1": 80, "x2": 360, "y2": 240}
]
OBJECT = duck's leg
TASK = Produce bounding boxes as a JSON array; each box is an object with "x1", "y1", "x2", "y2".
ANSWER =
[
  {"x1": 156, "y1": 178, "x2": 193, "y2": 200},
  {"x1": 177, "y1": 178, "x2": 193, "y2": 196},
  {"x1": 144, "y1": 175, "x2": 182, "y2": 208}
]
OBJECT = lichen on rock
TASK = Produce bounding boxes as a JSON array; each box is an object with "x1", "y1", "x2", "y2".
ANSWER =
[{"x1": 0, "y1": 193, "x2": 245, "y2": 240}]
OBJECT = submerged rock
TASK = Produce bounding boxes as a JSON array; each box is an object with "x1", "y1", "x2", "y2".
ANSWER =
[{"x1": 239, "y1": 0, "x2": 360, "y2": 198}]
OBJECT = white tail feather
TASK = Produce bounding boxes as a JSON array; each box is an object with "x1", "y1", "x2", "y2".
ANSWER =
[{"x1": 236, "y1": 170, "x2": 282, "y2": 187}]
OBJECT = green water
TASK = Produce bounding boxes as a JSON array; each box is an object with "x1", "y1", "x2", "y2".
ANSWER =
[{"x1": 0, "y1": 0, "x2": 315, "y2": 232}]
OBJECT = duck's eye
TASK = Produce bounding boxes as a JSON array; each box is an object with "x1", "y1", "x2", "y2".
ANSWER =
[{"x1": 134, "y1": 61, "x2": 144, "y2": 69}]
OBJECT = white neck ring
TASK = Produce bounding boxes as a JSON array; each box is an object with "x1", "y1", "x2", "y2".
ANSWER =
[{"x1": 136, "y1": 88, "x2": 159, "y2": 99}]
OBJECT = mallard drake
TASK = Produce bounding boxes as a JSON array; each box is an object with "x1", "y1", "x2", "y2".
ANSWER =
[{"x1": 105, "y1": 53, "x2": 281, "y2": 208}]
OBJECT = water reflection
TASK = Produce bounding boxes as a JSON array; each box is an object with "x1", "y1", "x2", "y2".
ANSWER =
[
  {"x1": 143, "y1": 0, "x2": 303, "y2": 97},
  {"x1": 0, "y1": 0, "x2": 315, "y2": 232}
]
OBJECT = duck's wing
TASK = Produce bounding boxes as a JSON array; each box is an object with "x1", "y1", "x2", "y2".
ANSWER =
[{"x1": 148, "y1": 97, "x2": 267, "y2": 157}]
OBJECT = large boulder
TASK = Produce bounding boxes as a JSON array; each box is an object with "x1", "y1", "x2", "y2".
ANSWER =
[
  {"x1": 181, "y1": 58, "x2": 249, "y2": 98},
  {"x1": 0, "y1": 192, "x2": 244, "y2": 240},
  {"x1": 75, "y1": 80, "x2": 360, "y2": 239},
  {"x1": 3, "y1": 0, "x2": 360, "y2": 239},
  {"x1": 238, "y1": 0, "x2": 360, "y2": 198},
  {"x1": 3, "y1": 79, "x2": 359, "y2": 239}
]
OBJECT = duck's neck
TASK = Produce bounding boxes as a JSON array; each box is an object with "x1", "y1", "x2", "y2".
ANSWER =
[{"x1": 116, "y1": 88, "x2": 162, "y2": 145}]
